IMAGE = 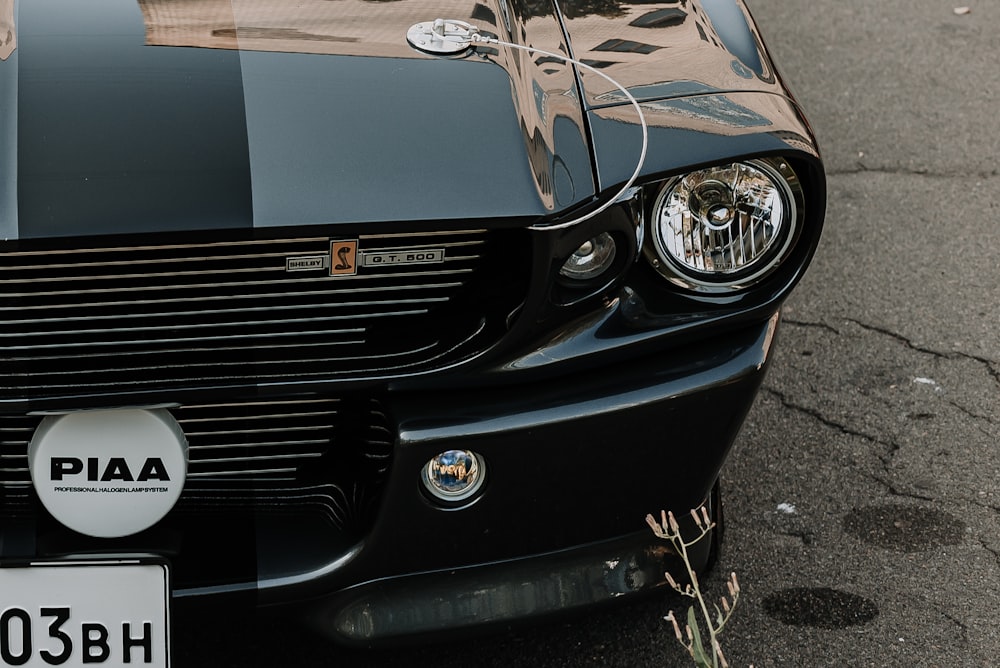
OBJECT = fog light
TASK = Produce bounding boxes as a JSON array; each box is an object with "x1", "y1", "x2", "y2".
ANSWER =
[
  {"x1": 422, "y1": 450, "x2": 485, "y2": 502},
  {"x1": 559, "y1": 233, "x2": 617, "y2": 281}
]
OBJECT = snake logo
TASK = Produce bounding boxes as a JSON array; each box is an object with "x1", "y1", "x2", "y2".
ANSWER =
[
  {"x1": 334, "y1": 245, "x2": 353, "y2": 271},
  {"x1": 329, "y1": 240, "x2": 359, "y2": 276}
]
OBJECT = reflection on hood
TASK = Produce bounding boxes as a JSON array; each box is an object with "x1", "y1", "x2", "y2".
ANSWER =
[
  {"x1": 137, "y1": 0, "x2": 458, "y2": 58},
  {"x1": 1, "y1": 0, "x2": 15, "y2": 61}
]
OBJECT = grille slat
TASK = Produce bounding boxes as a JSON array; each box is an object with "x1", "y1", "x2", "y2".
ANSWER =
[
  {"x1": 180, "y1": 411, "x2": 334, "y2": 423},
  {"x1": 0, "y1": 317, "x2": 383, "y2": 338},
  {"x1": 4, "y1": 339, "x2": 426, "y2": 362},
  {"x1": 187, "y1": 468, "x2": 298, "y2": 478},
  {"x1": 0, "y1": 229, "x2": 522, "y2": 398},
  {"x1": 0, "y1": 329, "x2": 368, "y2": 350},
  {"x1": 0, "y1": 268, "x2": 475, "y2": 298},
  {"x1": 3, "y1": 349, "x2": 442, "y2": 390},
  {"x1": 0, "y1": 236, "x2": 484, "y2": 262},
  {"x1": 184, "y1": 426, "x2": 331, "y2": 437},
  {"x1": 0, "y1": 282, "x2": 465, "y2": 311},
  {"x1": 188, "y1": 440, "x2": 329, "y2": 450},
  {"x1": 0, "y1": 297, "x2": 450, "y2": 326},
  {"x1": 0, "y1": 415, "x2": 35, "y2": 487},
  {"x1": 195, "y1": 453, "x2": 324, "y2": 465},
  {"x1": 0, "y1": 237, "x2": 332, "y2": 257}
]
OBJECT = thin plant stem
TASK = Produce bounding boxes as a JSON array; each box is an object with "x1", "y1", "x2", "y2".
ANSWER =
[{"x1": 646, "y1": 506, "x2": 741, "y2": 668}]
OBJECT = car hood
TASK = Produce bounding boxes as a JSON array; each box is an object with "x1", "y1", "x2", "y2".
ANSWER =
[
  {"x1": 1, "y1": 0, "x2": 790, "y2": 241},
  {"x1": 559, "y1": 0, "x2": 786, "y2": 106},
  {"x1": 2, "y1": 0, "x2": 595, "y2": 240}
]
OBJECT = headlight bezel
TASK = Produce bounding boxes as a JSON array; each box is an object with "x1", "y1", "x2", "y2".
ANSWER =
[{"x1": 642, "y1": 158, "x2": 805, "y2": 293}]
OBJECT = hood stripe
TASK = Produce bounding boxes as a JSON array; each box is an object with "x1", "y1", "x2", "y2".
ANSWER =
[
  {"x1": 15, "y1": 0, "x2": 253, "y2": 241},
  {"x1": 0, "y1": 0, "x2": 17, "y2": 242}
]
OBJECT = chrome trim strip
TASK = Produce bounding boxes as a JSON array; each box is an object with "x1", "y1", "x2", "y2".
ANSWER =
[
  {"x1": 3, "y1": 340, "x2": 434, "y2": 363},
  {"x1": 0, "y1": 282, "x2": 464, "y2": 311},
  {"x1": 0, "y1": 298, "x2": 448, "y2": 326},
  {"x1": 188, "y1": 440, "x2": 329, "y2": 451},
  {"x1": 0, "y1": 270, "x2": 474, "y2": 297}
]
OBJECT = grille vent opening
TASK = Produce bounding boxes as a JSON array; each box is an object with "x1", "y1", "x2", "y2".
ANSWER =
[{"x1": 0, "y1": 228, "x2": 529, "y2": 398}]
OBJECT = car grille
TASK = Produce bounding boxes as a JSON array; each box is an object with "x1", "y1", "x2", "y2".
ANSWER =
[
  {"x1": 0, "y1": 228, "x2": 528, "y2": 399},
  {"x1": 0, "y1": 396, "x2": 393, "y2": 533}
]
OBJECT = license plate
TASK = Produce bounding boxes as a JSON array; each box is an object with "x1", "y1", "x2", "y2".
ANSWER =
[{"x1": 0, "y1": 560, "x2": 169, "y2": 667}]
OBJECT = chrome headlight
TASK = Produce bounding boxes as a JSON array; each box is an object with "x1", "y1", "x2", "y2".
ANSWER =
[{"x1": 645, "y1": 159, "x2": 802, "y2": 291}]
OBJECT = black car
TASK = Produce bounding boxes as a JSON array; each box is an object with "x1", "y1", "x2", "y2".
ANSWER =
[{"x1": 0, "y1": 0, "x2": 823, "y2": 660}]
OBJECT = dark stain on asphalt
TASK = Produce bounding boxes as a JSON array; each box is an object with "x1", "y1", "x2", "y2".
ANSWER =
[
  {"x1": 843, "y1": 504, "x2": 964, "y2": 552},
  {"x1": 762, "y1": 587, "x2": 879, "y2": 628}
]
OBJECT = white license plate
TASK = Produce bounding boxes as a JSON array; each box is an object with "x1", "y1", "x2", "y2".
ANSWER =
[{"x1": 0, "y1": 561, "x2": 169, "y2": 667}]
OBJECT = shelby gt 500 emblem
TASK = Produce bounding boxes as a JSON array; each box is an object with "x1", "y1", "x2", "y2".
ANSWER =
[{"x1": 286, "y1": 240, "x2": 446, "y2": 277}]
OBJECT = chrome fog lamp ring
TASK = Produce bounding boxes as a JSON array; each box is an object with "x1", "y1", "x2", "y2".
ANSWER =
[
  {"x1": 646, "y1": 159, "x2": 802, "y2": 291},
  {"x1": 422, "y1": 449, "x2": 486, "y2": 503}
]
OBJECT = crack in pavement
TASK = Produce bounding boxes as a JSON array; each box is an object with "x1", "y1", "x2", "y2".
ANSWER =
[
  {"x1": 847, "y1": 319, "x2": 1000, "y2": 389},
  {"x1": 782, "y1": 318, "x2": 842, "y2": 336},
  {"x1": 761, "y1": 387, "x2": 962, "y2": 503},
  {"x1": 945, "y1": 400, "x2": 1000, "y2": 431},
  {"x1": 933, "y1": 607, "x2": 970, "y2": 642},
  {"x1": 762, "y1": 386, "x2": 902, "y2": 465},
  {"x1": 768, "y1": 319, "x2": 1000, "y2": 509},
  {"x1": 970, "y1": 499, "x2": 1000, "y2": 515},
  {"x1": 978, "y1": 539, "x2": 1000, "y2": 569},
  {"x1": 828, "y1": 165, "x2": 1000, "y2": 180},
  {"x1": 868, "y1": 473, "x2": 936, "y2": 503},
  {"x1": 781, "y1": 319, "x2": 1000, "y2": 427}
]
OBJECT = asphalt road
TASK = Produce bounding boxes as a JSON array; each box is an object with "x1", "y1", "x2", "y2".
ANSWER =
[{"x1": 177, "y1": 0, "x2": 999, "y2": 665}]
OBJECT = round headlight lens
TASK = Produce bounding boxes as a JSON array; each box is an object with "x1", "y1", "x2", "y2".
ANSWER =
[
  {"x1": 648, "y1": 160, "x2": 799, "y2": 290},
  {"x1": 559, "y1": 233, "x2": 617, "y2": 282}
]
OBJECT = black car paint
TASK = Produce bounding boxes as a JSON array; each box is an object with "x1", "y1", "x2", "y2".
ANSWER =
[
  {"x1": 14, "y1": 0, "x2": 254, "y2": 239},
  {"x1": 6, "y1": 0, "x2": 817, "y2": 240},
  {"x1": 9, "y1": 0, "x2": 591, "y2": 240},
  {"x1": 0, "y1": 0, "x2": 825, "y2": 645}
]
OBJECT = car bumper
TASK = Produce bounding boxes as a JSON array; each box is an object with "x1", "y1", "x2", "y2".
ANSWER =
[{"x1": 247, "y1": 311, "x2": 780, "y2": 643}]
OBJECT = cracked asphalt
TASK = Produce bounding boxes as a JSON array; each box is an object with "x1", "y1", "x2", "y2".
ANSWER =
[
  {"x1": 694, "y1": 0, "x2": 1000, "y2": 664},
  {"x1": 179, "y1": 0, "x2": 998, "y2": 665}
]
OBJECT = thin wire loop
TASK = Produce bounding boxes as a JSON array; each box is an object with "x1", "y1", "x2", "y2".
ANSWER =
[{"x1": 472, "y1": 34, "x2": 649, "y2": 230}]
